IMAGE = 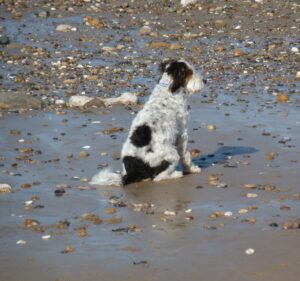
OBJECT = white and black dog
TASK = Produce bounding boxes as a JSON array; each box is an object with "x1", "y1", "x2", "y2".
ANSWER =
[{"x1": 90, "y1": 59, "x2": 205, "y2": 186}]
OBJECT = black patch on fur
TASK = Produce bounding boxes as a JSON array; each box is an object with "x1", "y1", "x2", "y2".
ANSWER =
[
  {"x1": 130, "y1": 124, "x2": 152, "y2": 147},
  {"x1": 122, "y1": 156, "x2": 170, "y2": 185}
]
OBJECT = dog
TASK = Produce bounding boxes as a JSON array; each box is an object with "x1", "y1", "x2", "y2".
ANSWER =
[{"x1": 90, "y1": 59, "x2": 205, "y2": 186}]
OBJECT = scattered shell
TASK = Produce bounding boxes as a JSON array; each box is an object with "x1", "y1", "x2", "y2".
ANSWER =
[
  {"x1": 296, "y1": 71, "x2": 300, "y2": 79},
  {"x1": 238, "y1": 209, "x2": 249, "y2": 214},
  {"x1": 245, "y1": 248, "x2": 255, "y2": 255},
  {"x1": 42, "y1": 234, "x2": 51, "y2": 240},
  {"x1": 0, "y1": 183, "x2": 12, "y2": 193},
  {"x1": 16, "y1": 240, "x2": 27, "y2": 245},
  {"x1": 291, "y1": 47, "x2": 299, "y2": 53}
]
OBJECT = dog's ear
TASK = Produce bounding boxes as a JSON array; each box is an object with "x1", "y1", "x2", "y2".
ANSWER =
[
  {"x1": 166, "y1": 61, "x2": 193, "y2": 93},
  {"x1": 159, "y1": 60, "x2": 174, "y2": 74}
]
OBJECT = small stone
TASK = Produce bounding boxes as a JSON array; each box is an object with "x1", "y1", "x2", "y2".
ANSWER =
[
  {"x1": 233, "y1": 49, "x2": 246, "y2": 57},
  {"x1": 36, "y1": 11, "x2": 49, "y2": 18},
  {"x1": 215, "y1": 19, "x2": 225, "y2": 29},
  {"x1": 246, "y1": 193, "x2": 258, "y2": 198},
  {"x1": 224, "y1": 211, "x2": 233, "y2": 217},
  {"x1": 265, "y1": 152, "x2": 278, "y2": 161},
  {"x1": 84, "y1": 16, "x2": 105, "y2": 28},
  {"x1": 56, "y1": 24, "x2": 75, "y2": 32},
  {"x1": 106, "y1": 216, "x2": 122, "y2": 224},
  {"x1": 79, "y1": 151, "x2": 89, "y2": 158},
  {"x1": 10, "y1": 129, "x2": 21, "y2": 135},
  {"x1": 61, "y1": 244, "x2": 74, "y2": 254},
  {"x1": 82, "y1": 213, "x2": 102, "y2": 224},
  {"x1": 191, "y1": 149, "x2": 201, "y2": 157},
  {"x1": 245, "y1": 248, "x2": 255, "y2": 255},
  {"x1": 238, "y1": 209, "x2": 249, "y2": 214},
  {"x1": 207, "y1": 124, "x2": 217, "y2": 131},
  {"x1": 55, "y1": 99, "x2": 66, "y2": 106},
  {"x1": 180, "y1": 0, "x2": 197, "y2": 7},
  {"x1": 269, "y1": 222, "x2": 279, "y2": 227},
  {"x1": 0, "y1": 183, "x2": 12, "y2": 193},
  {"x1": 105, "y1": 207, "x2": 116, "y2": 214},
  {"x1": 78, "y1": 226, "x2": 87, "y2": 237},
  {"x1": 291, "y1": 47, "x2": 299, "y2": 53},
  {"x1": 54, "y1": 188, "x2": 65, "y2": 197},
  {"x1": 296, "y1": 71, "x2": 300, "y2": 79},
  {"x1": 243, "y1": 184, "x2": 257, "y2": 189},
  {"x1": 0, "y1": 34, "x2": 10, "y2": 45},
  {"x1": 164, "y1": 210, "x2": 176, "y2": 216},
  {"x1": 21, "y1": 183, "x2": 31, "y2": 189},
  {"x1": 276, "y1": 94, "x2": 289, "y2": 103},
  {"x1": 282, "y1": 221, "x2": 300, "y2": 230},
  {"x1": 24, "y1": 218, "x2": 40, "y2": 228},
  {"x1": 140, "y1": 26, "x2": 152, "y2": 35}
]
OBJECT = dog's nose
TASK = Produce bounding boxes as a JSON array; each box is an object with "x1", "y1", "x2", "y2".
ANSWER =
[{"x1": 203, "y1": 79, "x2": 207, "y2": 85}]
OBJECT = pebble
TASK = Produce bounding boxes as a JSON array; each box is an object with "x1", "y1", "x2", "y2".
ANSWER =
[
  {"x1": 282, "y1": 220, "x2": 300, "y2": 230},
  {"x1": 276, "y1": 94, "x2": 289, "y2": 103},
  {"x1": 247, "y1": 193, "x2": 258, "y2": 198},
  {"x1": 140, "y1": 26, "x2": 152, "y2": 35},
  {"x1": 79, "y1": 226, "x2": 87, "y2": 237},
  {"x1": 164, "y1": 210, "x2": 176, "y2": 216},
  {"x1": 296, "y1": 71, "x2": 300, "y2": 79},
  {"x1": 79, "y1": 151, "x2": 89, "y2": 158},
  {"x1": 224, "y1": 211, "x2": 233, "y2": 217},
  {"x1": 55, "y1": 99, "x2": 66, "y2": 106},
  {"x1": 56, "y1": 24, "x2": 76, "y2": 32},
  {"x1": 0, "y1": 183, "x2": 12, "y2": 193},
  {"x1": 181, "y1": 0, "x2": 197, "y2": 7},
  {"x1": 207, "y1": 124, "x2": 217, "y2": 131},
  {"x1": 243, "y1": 184, "x2": 257, "y2": 189},
  {"x1": 245, "y1": 248, "x2": 255, "y2": 255},
  {"x1": 291, "y1": 47, "x2": 299, "y2": 53},
  {"x1": 0, "y1": 34, "x2": 10, "y2": 45}
]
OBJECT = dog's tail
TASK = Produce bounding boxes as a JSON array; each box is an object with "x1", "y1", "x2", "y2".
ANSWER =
[{"x1": 89, "y1": 168, "x2": 122, "y2": 186}]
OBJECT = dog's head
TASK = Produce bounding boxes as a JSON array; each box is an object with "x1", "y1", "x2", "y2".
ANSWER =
[{"x1": 159, "y1": 60, "x2": 205, "y2": 94}]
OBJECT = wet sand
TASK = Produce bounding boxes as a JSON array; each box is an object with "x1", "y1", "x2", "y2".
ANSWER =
[{"x1": 1, "y1": 0, "x2": 300, "y2": 280}]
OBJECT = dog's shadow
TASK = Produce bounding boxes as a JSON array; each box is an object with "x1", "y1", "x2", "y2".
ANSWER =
[{"x1": 192, "y1": 146, "x2": 258, "y2": 169}]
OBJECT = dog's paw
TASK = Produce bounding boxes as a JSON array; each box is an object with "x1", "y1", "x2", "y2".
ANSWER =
[{"x1": 184, "y1": 165, "x2": 201, "y2": 174}]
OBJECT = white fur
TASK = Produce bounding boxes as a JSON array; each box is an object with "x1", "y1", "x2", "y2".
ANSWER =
[
  {"x1": 90, "y1": 60, "x2": 204, "y2": 186},
  {"x1": 90, "y1": 168, "x2": 122, "y2": 186}
]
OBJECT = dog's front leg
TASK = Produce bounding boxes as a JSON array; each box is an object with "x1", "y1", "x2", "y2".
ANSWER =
[{"x1": 176, "y1": 132, "x2": 201, "y2": 174}]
